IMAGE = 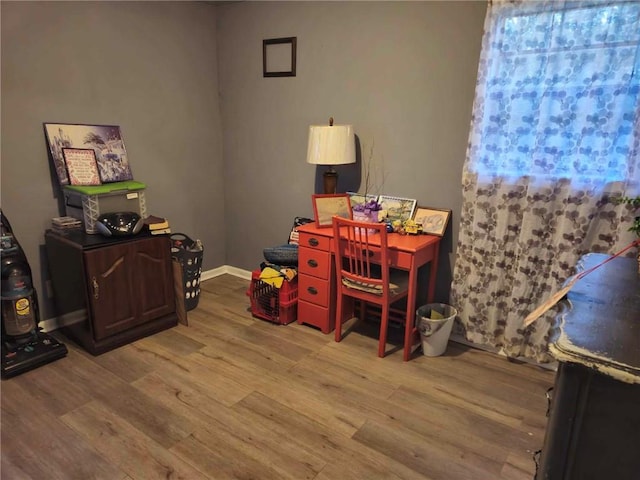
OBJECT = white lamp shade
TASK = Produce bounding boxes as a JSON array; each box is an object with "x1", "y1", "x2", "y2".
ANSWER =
[{"x1": 306, "y1": 124, "x2": 356, "y2": 166}]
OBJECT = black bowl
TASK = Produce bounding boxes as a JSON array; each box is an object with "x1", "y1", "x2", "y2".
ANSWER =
[{"x1": 96, "y1": 212, "x2": 143, "y2": 237}]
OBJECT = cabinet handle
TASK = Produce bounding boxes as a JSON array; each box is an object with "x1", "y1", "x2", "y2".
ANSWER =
[
  {"x1": 307, "y1": 286, "x2": 318, "y2": 295},
  {"x1": 92, "y1": 276, "x2": 99, "y2": 300},
  {"x1": 308, "y1": 238, "x2": 319, "y2": 247},
  {"x1": 307, "y1": 259, "x2": 318, "y2": 268}
]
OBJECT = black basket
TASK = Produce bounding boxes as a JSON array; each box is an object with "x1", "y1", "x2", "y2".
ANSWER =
[{"x1": 171, "y1": 233, "x2": 203, "y2": 311}]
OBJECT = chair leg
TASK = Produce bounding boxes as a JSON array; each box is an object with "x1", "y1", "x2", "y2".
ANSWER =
[
  {"x1": 378, "y1": 306, "x2": 389, "y2": 358},
  {"x1": 335, "y1": 292, "x2": 343, "y2": 342}
]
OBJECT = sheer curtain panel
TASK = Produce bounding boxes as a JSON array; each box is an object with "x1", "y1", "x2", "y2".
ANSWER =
[{"x1": 451, "y1": 0, "x2": 640, "y2": 363}]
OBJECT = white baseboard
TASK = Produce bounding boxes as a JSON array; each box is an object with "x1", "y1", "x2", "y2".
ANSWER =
[
  {"x1": 210, "y1": 265, "x2": 252, "y2": 280},
  {"x1": 41, "y1": 265, "x2": 253, "y2": 332}
]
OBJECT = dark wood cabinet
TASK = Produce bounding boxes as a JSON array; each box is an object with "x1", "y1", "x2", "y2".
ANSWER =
[
  {"x1": 45, "y1": 230, "x2": 177, "y2": 355},
  {"x1": 537, "y1": 253, "x2": 640, "y2": 480}
]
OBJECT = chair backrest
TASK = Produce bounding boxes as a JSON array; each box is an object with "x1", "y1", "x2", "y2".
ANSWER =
[{"x1": 332, "y1": 216, "x2": 390, "y2": 295}]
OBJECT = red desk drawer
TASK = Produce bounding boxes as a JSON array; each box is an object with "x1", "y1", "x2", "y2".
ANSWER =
[
  {"x1": 299, "y1": 232, "x2": 331, "y2": 252},
  {"x1": 299, "y1": 247, "x2": 331, "y2": 280},
  {"x1": 297, "y1": 300, "x2": 334, "y2": 334},
  {"x1": 299, "y1": 274, "x2": 330, "y2": 307}
]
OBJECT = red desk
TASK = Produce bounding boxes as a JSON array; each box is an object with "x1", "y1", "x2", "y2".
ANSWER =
[{"x1": 296, "y1": 223, "x2": 441, "y2": 361}]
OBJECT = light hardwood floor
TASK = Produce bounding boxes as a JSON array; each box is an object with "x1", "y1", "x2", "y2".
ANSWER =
[{"x1": 1, "y1": 274, "x2": 554, "y2": 480}]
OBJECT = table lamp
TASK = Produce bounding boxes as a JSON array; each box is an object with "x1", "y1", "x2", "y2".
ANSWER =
[{"x1": 306, "y1": 117, "x2": 356, "y2": 194}]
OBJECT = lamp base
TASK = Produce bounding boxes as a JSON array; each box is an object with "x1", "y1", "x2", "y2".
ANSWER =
[{"x1": 323, "y1": 169, "x2": 338, "y2": 194}]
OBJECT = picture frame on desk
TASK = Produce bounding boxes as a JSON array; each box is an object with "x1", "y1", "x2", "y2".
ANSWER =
[
  {"x1": 312, "y1": 194, "x2": 352, "y2": 228},
  {"x1": 347, "y1": 192, "x2": 378, "y2": 212},
  {"x1": 413, "y1": 206, "x2": 451, "y2": 236},
  {"x1": 378, "y1": 195, "x2": 416, "y2": 223}
]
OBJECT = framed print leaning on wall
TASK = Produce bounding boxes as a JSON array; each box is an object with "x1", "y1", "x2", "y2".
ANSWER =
[
  {"x1": 44, "y1": 123, "x2": 133, "y2": 185},
  {"x1": 312, "y1": 194, "x2": 352, "y2": 228},
  {"x1": 413, "y1": 207, "x2": 451, "y2": 236},
  {"x1": 62, "y1": 148, "x2": 102, "y2": 186}
]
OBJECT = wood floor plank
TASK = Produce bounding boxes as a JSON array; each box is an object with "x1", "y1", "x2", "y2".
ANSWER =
[
  {"x1": 3, "y1": 354, "x2": 95, "y2": 417},
  {"x1": 0, "y1": 455, "x2": 37, "y2": 480},
  {"x1": 61, "y1": 401, "x2": 209, "y2": 480},
  {"x1": 178, "y1": 304, "x2": 256, "y2": 340},
  {"x1": 170, "y1": 429, "x2": 286, "y2": 480},
  {"x1": 186, "y1": 346, "x2": 369, "y2": 437},
  {"x1": 140, "y1": 327, "x2": 207, "y2": 357},
  {"x1": 71, "y1": 343, "x2": 158, "y2": 384},
  {"x1": 285, "y1": 358, "x2": 532, "y2": 473},
  {"x1": 385, "y1": 386, "x2": 540, "y2": 470},
  {"x1": 353, "y1": 419, "x2": 504, "y2": 480},
  {"x1": 234, "y1": 391, "x2": 434, "y2": 480},
  {"x1": 389, "y1": 385, "x2": 544, "y2": 443},
  {"x1": 319, "y1": 337, "x2": 550, "y2": 431},
  {"x1": 291, "y1": 352, "x2": 399, "y2": 401},
  {"x1": 52, "y1": 345, "x2": 198, "y2": 449},
  {"x1": 129, "y1": 341, "x2": 254, "y2": 407},
  {"x1": 500, "y1": 451, "x2": 541, "y2": 480},
  {"x1": 1, "y1": 274, "x2": 554, "y2": 480},
  {"x1": 1, "y1": 378, "x2": 126, "y2": 480},
  {"x1": 190, "y1": 324, "x2": 308, "y2": 368},
  {"x1": 133, "y1": 372, "x2": 326, "y2": 480}
]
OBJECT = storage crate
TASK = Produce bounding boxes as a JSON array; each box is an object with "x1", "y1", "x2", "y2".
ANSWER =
[
  {"x1": 64, "y1": 181, "x2": 147, "y2": 234},
  {"x1": 247, "y1": 269, "x2": 298, "y2": 325}
]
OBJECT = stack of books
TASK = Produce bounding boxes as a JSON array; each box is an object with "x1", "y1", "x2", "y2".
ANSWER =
[
  {"x1": 144, "y1": 215, "x2": 171, "y2": 235},
  {"x1": 51, "y1": 216, "x2": 83, "y2": 234}
]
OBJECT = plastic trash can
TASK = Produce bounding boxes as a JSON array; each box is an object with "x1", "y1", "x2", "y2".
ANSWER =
[{"x1": 416, "y1": 303, "x2": 457, "y2": 357}]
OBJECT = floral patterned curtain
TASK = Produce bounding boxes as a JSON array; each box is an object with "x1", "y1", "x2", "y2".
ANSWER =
[{"x1": 451, "y1": 0, "x2": 640, "y2": 363}]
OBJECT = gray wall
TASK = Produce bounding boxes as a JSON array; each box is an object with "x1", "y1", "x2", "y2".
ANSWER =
[
  {"x1": 1, "y1": 1, "x2": 485, "y2": 321},
  {"x1": 1, "y1": 1, "x2": 224, "y2": 319},
  {"x1": 217, "y1": 1, "x2": 486, "y2": 301}
]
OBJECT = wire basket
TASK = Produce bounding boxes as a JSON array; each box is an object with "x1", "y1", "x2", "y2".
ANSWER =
[{"x1": 171, "y1": 233, "x2": 203, "y2": 311}]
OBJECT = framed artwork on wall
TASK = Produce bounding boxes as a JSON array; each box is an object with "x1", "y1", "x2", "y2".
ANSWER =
[
  {"x1": 62, "y1": 148, "x2": 102, "y2": 186},
  {"x1": 44, "y1": 123, "x2": 133, "y2": 185},
  {"x1": 263, "y1": 37, "x2": 297, "y2": 77},
  {"x1": 312, "y1": 194, "x2": 352, "y2": 228},
  {"x1": 413, "y1": 207, "x2": 451, "y2": 236}
]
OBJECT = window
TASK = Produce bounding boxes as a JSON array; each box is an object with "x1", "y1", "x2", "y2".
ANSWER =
[{"x1": 470, "y1": 1, "x2": 640, "y2": 183}]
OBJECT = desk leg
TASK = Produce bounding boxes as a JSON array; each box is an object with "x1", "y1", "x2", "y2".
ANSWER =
[
  {"x1": 427, "y1": 242, "x2": 440, "y2": 303},
  {"x1": 404, "y1": 259, "x2": 419, "y2": 362}
]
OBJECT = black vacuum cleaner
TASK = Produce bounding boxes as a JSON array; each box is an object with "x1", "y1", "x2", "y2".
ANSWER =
[{"x1": 1, "y1": 210, "x2": 67, "y2": 378}]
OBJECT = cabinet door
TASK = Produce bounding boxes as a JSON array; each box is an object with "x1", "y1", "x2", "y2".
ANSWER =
[
  {"x1": 84, "y1": 243, "x2": 138, "y2": 341},
  {"x1": 132, "y1": 236, "x2": 175, "y2": 324}
]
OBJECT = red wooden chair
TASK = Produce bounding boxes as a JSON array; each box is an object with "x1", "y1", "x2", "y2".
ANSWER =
[{"x1": 332, "y1": 216, "x2": 410, "y2": 357}]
